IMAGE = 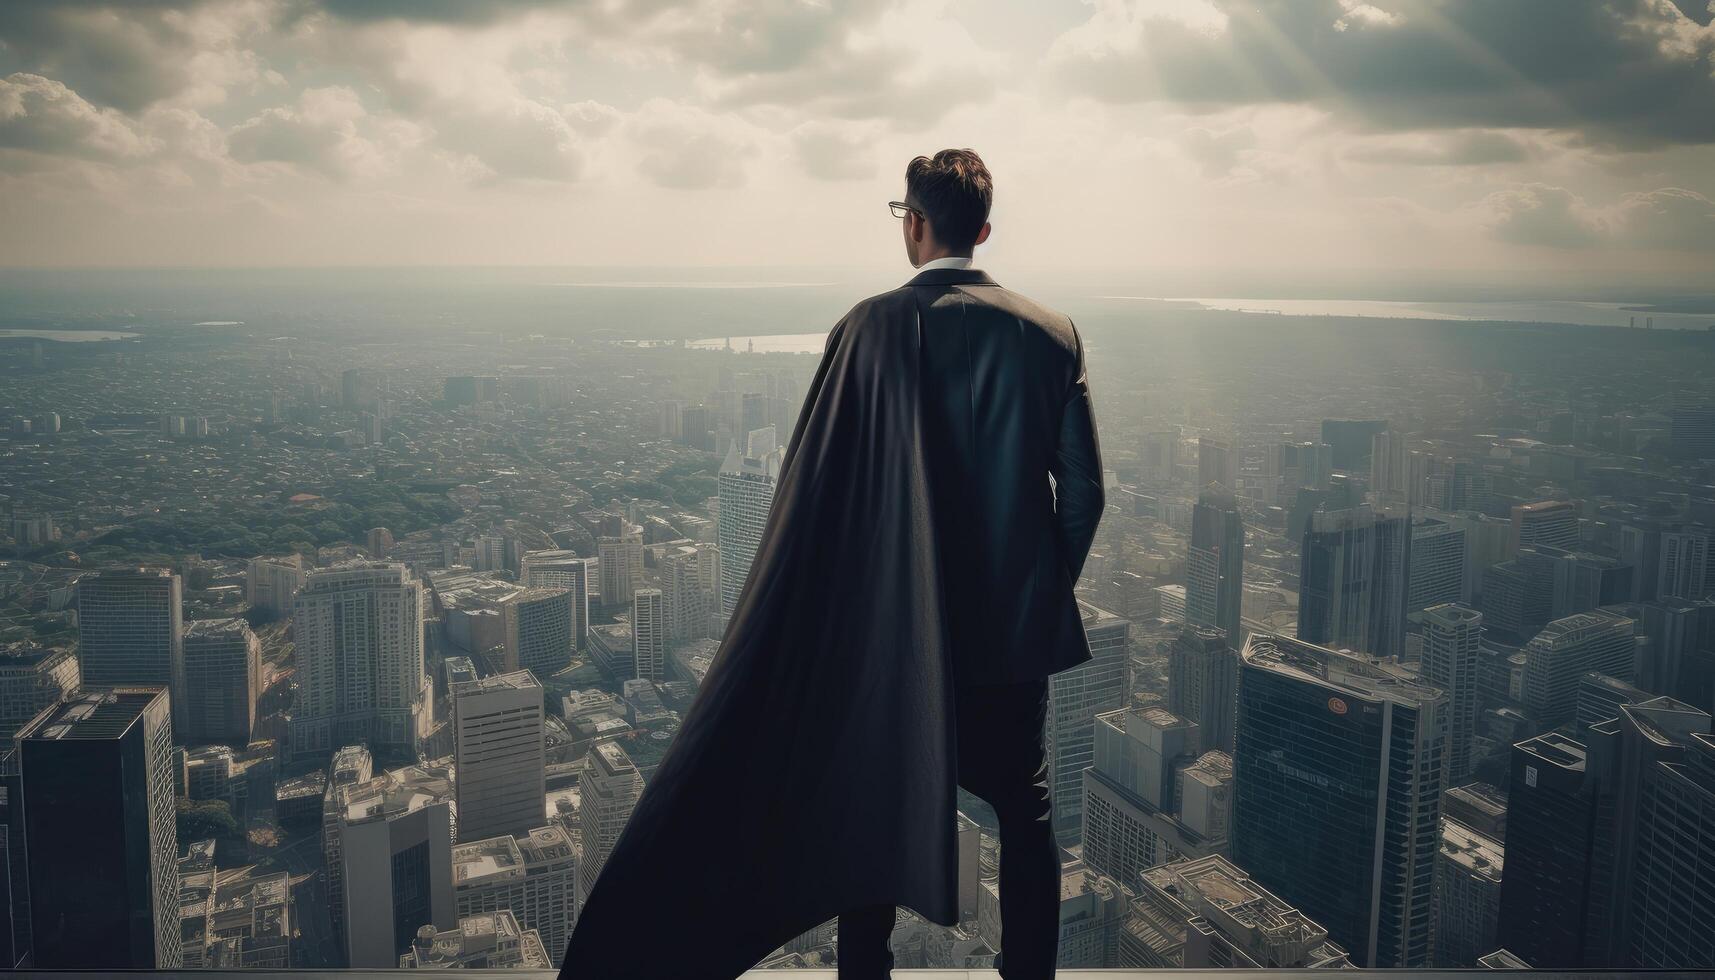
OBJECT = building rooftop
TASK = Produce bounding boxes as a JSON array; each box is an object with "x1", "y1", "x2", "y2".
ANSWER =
[
  {"x1": 19, "y1": 687, "x2": 163, "y2": 741},
  {"x1": 183, "y1": 617, "x2": 250, "y2": 639},
  {"x1": 452, "y1": 835, "x2": 524, "y2": 888},
  {"x1": 1440, "y1": 818, "x2": 1504, "y2": 881},
  {"x1": 1515, "y1": 731, "x2": 1587, "y2": 771},
  {"x1": 454, "y1": 669, "x2": 542, "y2": 694},
  {"x1": 335, "y1": 759, "x2": 455, "y2": 825},
  {"x1": 1242, "y1": 632, "x2": 1445, "y2": 707}
]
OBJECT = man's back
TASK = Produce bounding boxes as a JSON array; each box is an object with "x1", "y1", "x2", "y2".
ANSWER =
[{"x1": 899, "y1": 266, "x2": 1104, "y2": 683}]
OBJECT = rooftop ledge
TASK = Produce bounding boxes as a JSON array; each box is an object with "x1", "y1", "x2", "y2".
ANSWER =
[{"x1": 10, "y1": 972, "x2": 1715, "y2": 979}]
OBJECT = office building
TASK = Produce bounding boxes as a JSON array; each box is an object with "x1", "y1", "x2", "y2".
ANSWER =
[
  {"x1": 633, "y1": 587, "x2": 667, "y2": 684},
  {"x1": 1320, "y1": 419, "x2": 1387, "y2": 471},
  {"x1": 74, "y1": 568, "x2": 184, "y2": 724},
  {"x1": 577, "y1": 742, "x2": 644, "y2": 912},
  {"x1": 443, "y1": 376, "x2": 499, "y2": 406},
  {"x1": 1165, "y1": 625, "x2": 1237, "y2": 753},
  {"x1": 1510, "y1": 500, "x2": 1579, "y2": 554},
  {"x1": 1197, "y1": 436, "x2": 1235, "y2": 491},
  {"x1": 0, "y1": 646, "x2": 78, "y2": 741},
  {"x1": 1120, "y1": 854, "x2": 1350, "y2": 968},
  {"x1": 1432, "y1": 819, "x2": 1504, "y2": 967},
  {"x1": 1495, "y1": 733, "x2": 1597, "y2": 969},
  {"x1": 1657, "y1": 526, "x2": 1710, "y2": 600},
  {"x1": 1186, "y1": 486, "x2": 1243, "y2": 641},
  {"x1": 1409, "y1": 518, "x2": 1467, "y2": 612},
  {"x1": 500, "y1": 588, "x2": 576, "y2": 677},
  {"x1": 452, "y1": 671, "x2": 545, "y2": 844},
  {"x1": 1370, "y1": 428, "x2": 1406, "y2": 496},
  {"x1": 246, "y1": 555, "x2": 305, "y2": 615},
  {"x1": 400, "y1": 909, "x2": 550, "y2": 969},
  {"x1": 1297, "y1": 505, "x2": 1410, "y2": 660},
  {"x1": 289, "y1": 562, "x2": 431, "y2": 759},
  {"x1": 19, "y1": 688, "x2": 180, "y2": 968},
  {"x1": 327, "y1": 760, "x2": 457, "y2": 967},
  {"x1": 1046, "y1": 602, "x2": 1131, "y2": 843},
  {"x1": 661, "y1": 547, "x2": 712, "y2": 643},
  {"x1": 1081, "y1": 707, "x2": 1218, "y2": 889},
  {"x1": 1521, "y1": 611, "x2": 1636, "y2": 728},
  {"x1": 597, "y1": 528, "x2": 643, "y2": 609},
  {"x1": 1232, "y1": 633, "x2": 1445, "y2": 967},
  {"x1": 1419, "y1": 604, "x2": 1483, "y2": 781},
  {"x1": 519, "y1": 550, "x2": 590, "y2": 651},
  {"x1": 717, "y1": 438, "x2": 783, "y2": 620},
  {"x1": 452, "y1": 825, "x2": 576, "y2": 955},
  {"x1": 1575, "y1": 672, "x2": 1649, "y2": 735},
  {"x1": 1628, "y1": 729, "x2": 1715, "y2": 967},
  {"x1": 1443, "y1": 782, "x2": 1507, "y2": 841},
  {"x1": 180, "y1": 618, "x2": 261, "y2": 745}
]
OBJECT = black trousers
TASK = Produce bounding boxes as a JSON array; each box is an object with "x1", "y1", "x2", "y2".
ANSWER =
[{"x1": 837, "y1": 677, "x2": 1058, "y2": 979}]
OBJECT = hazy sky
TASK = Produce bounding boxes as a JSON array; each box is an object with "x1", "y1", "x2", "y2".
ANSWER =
[{"x1": 2, "y1": 0, "x2": 1714, "y2": 278}]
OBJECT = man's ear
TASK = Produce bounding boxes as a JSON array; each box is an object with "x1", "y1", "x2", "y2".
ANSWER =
[
  {"x1": 910, "y1": 213, "x2": 928, "y2": 243},
  {"x1": 974, "y1": 222, "x2": 991, "y2": 247}
]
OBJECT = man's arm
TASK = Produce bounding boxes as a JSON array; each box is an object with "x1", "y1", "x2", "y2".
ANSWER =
[{"x1": 1049, "y1": 320, "x2": 1105, "y2": 584}]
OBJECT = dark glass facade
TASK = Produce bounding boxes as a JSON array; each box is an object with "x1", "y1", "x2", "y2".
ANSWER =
[{"x1": 1495, "y1": 733, "x2": 1600, "y2": 968}]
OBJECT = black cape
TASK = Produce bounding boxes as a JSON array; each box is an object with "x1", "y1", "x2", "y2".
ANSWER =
[{"x1": 559, "y1": 285, "x2": 960, "y2": 978}]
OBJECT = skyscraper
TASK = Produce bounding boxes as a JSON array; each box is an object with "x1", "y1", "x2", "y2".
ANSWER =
[
  {"x1": 1629, "y1": 730, "x2": 1715, "y2": 967},
  {"x1": 632, "y1": 587, "x2": 666, "y2": 684},
  {"x1": 1510, "y1": 500, "x2": 1579, "y2": 553},
  {"x1": 1408, "y1": 517, "x2": 1467, "y2": 612},
  {"x1": 1320, "y1": 418, "x2": 1387, "y2": 471},
  {"x1": 180, "y1": 617, "x2": 261, "y2": 745},
  {"x1": 519, "y1": 550, "x2": 590, "y2": 651},
  {"x1": 1297, "y1": 505, "x2": 1410, "y2": 660},
  {"x1": 328, "y1": 760, "x2": 457, "y2": 967},
  {"x1": 74, "y1": 568, "x2": 184, "y2": 725},
  {"x1": 500, "y1": 587, "x2": 576, "y2": 677},
  {"x1": 1431, "y1": 818, "x2": 1504, "y2": 967},
  {"x1": 577, "y1": 742, "x2": 643, "y2": 913},
  {"x1": 1196, "y1": 436, "x2": 1235, "y2": 491},
  {"x1": 661, "y1": 547, "x2": 711, "y2": 643},
  {"x1": 0, "y1": 646, "x2": 78, "y2": 742},
  {"x1": 1496, "y1": 732, "x2": 1598, "y2": 969},
  {"x1": 1232, "y1": 632, "x2": 1446, "y2": 967},
  {"x1": 1370, "y1": 427, "x2": 1406, "y2": 496},
  {"x1": 1166, "y1": 625, "x2": 1237, "y2": 753},
  {"x1": 453, "y1": 825, "x2": 577, "y2": 957},
  {"x1": 245, "y1": 554, "x2": 305, "y2": 615},
  {"x1": 716, "y1": 437, "x2": 783, "y2": 622},
  {"x1": 1046, "y1": 602, "x2": 1131, "y2": 844},
  {"x1": 1081, "y1": 707, "x2": 1219, "y2": 890},
  {"x1": 289, "y1": 561, "x2": 431, "y2": 759},
  {"x1": 1657, "y1": 526, "x2": 1710, "y2": 600},
  {"x1": 20, "y1": 688, "x2": 180, "y2": 968},
  {"x1": 597, "y1": 527, "x2": 644, "y2": 609},
  {"x1": 452, "y1": 671, "x2": 545, "y2": 845},
  {"x1": 1521, "y1": 611, "x2": 1636, "y2": 728},
  {"x1": 1185, "y1": 486, "x2": 1243, "y2": 641},
  {"x1": 1419, "y1": 604, "x2": 1483, "y2": 781}
]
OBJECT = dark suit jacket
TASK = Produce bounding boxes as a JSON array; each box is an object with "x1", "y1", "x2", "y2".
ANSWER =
[{"x1": 900, "y1": 266, "x2": 1105, "y2": 683}]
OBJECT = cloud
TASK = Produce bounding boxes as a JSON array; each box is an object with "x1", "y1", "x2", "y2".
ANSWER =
[
  {"x1": 1346, "y1": 129, "x2": 1535, "y2": 166},
  {"x1": 1047, "y1": 0, "x2": 1715, "y2": 150},
  {"x1": 0, "y1": 72, "x2": 153, "y2": 163},
  {"x1": 1477, "y1": 183, "x2": 1715, "y2": 250},
  {"x1": 627, "y1": 100, "x2": 755, "y2": 190},
  {"x1": 792, "y1": 122, "x2": 879, "y2": 181},
  {"x1": 227, "y1": 86, "x2": 415, "y2": 179}
]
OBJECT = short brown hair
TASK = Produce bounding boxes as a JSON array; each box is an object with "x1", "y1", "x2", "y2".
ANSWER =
[{"x1": 905, "y1": 149, "x2": 992, "y2": 251}]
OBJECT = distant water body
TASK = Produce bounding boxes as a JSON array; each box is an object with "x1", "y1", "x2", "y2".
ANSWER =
[
  {"x1": 1106, "y1": 296, "x2": 1715, "y2": 330},
  {"x1": 0, "y1": 328, "x2": 138, "y2": 342}
]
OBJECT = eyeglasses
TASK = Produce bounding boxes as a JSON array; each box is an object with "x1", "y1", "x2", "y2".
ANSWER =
[{"x1": 888, "y1": 200, "x2": 923, "y2": 220}]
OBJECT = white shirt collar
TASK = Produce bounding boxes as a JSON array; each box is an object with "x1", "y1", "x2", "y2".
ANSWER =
[{"x1": 916, "y1": 255, "x2": 978, "y2": 272}]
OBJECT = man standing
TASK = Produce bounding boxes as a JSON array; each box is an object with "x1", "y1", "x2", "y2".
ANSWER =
[
  {"x1": 836, "y1": 151, "x2": 1104, "y2": 978},
  {"x1": 561, "y1": 149, "x2": 1104, "y2": 980}
]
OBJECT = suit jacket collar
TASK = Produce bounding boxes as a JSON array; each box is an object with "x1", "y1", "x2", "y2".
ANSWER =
[{"x1": 905, "y1": 268, "x2": 998, "y2": 288}]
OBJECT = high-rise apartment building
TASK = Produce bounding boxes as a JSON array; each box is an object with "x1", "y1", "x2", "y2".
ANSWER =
[
  {"x1": 632, "y1": 588, "x2": 667, "y2": 684},
  {"x1": 500, "y1": 588, "x2": 576, "y2": 677},
  {"x1": 1510, "y1": 500, "x2": 1579, "y2": 554},
  {"x1": 1186, "y1": 487, "x2": 1243, "y2": 641},
  {"x1": 1657, "y1": 526, "x2": 1710, "y2": 600},
  {"x1": 576, "y1": 742, "x2": 643, "y2": 913},
  {"x1": 181, "y1": 617, "x2": 261, "y2": 744},
  {"x1": 597, "y1": 528, "x2": 644, "y2": 609},
  {"x1": 289, "y1": 561, "x2": 431, "y2": 759},
  {"x1": 1232, "y1": 633, "x2": 1445, "y2": 967},
  {"x1": 1419, "y1": 604, "x2": 1483, "y2": 781},
  {"x1": 1165, "y1": 625, "x2": 1237, "y2": 753},
  {"x1": 1297, "y1": 506, "x2": 1410, "y2": 660},
  {"x1": 716, "y1": 439, "x2": 783, "y2": 622},
  {"x1": 661, "y1": 547, "x2": 711, "y2": 643},
  {"x1": 20, "y1": 688, "x2": 180, "y2": 968},
  {"x1": 452, "y1": 671, "x2": 545, "y2": 845},
  {"x1": 519, "y1": 550, "x2": 590, "y2": 651}
]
